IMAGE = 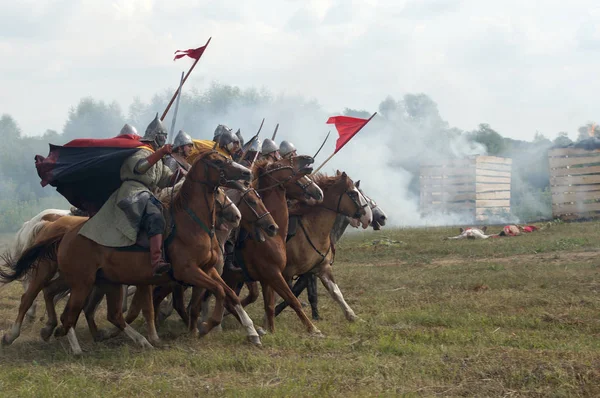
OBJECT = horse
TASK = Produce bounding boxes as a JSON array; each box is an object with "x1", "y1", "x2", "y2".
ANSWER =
[
  {"x1": 80, "y1": 186, "x2": 246, "y2": 342},
  {"x1": 276, "y1": 171, "x2": 372, "y2": 323},
  {"x1": 1, "y1": 148, "x2": 274, "y2": 354},
  {"x1": 275, "y1": 181, "x2": 387, "y2": 320},
  {"x1": 221, "y1": 167, "x2": 371, "y2": 335}
]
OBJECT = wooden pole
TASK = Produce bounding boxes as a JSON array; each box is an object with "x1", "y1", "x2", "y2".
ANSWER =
[
  {"x1": 167, "y1": 71, "x2": 185, "y2": 145},
  {"x1": 311, "y1": 152, "x2": 335, "y2": 175},
  {"x1": 161, "y1": 37, "x2": 212, "y2": 121}
]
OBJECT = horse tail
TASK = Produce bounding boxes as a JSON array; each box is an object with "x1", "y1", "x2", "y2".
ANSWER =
[{"x1": 0, "y1": 234, "x2": 63, "y2": 284}]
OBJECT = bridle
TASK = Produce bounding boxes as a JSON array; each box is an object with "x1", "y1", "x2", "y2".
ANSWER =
[
  {"x1": 233, "y1": 187, "x2": 271, "y2": 223},
  {"x1": 318, "y1": 185, "x2": 367, "y2": 219},
  {"x1": 254, "y1": 157, "x2": 317, "y2": 197}
]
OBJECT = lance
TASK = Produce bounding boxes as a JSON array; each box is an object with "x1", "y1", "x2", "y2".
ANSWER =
[
  {"x1": 161, "y1": 37, "x2": 212, "y2": 121},
  {"x1": 312, "y1": 131, "x2": 330, "y2": 159},
  {"x1": 167, "y1": 71, "x2": 185, "y2": 145},
  {"x1": 271, "y1": 123, "x2": 279, "y2": 141},
  {"x1": 239, "y1": 118, "x2": 264, "y2": 160},
  {"x1": 312, "y1": 112, "x2": 377, "y2": 175}
]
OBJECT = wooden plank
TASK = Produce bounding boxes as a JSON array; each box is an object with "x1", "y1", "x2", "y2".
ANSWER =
[
  {"x1": 420, "y1": 176, "x2": 476, "y2": 186},
  {"x1": 420, "y1": 159, "x2": 474, "y2": 168},
  {"x1": 549, "y1": 165, "x2": 600, "y2": 177},
  {"x1": 476, "y1": 199, "x2": 511, "y2": 208},
  {"x1": 475, "y1": 169, "x2": 511, "y2": 178},
  {"x1": 476, "y1": 176, "x2": 511, "y2": 184},
  {"x1": 420, "y1": 167, "x2": 474, "y2": 177},
  {"x1": 550, "y1": 175, "x2": 600, "y2": 186},
  {"x1": 476, "y1": 207, "x2": 510, "y2": 215},
  {"x1": 548, "y1": 156, "x2": 600, "y2": 168},
  {"x1": 476, "y1": 191, "x2": 511, "y2": 200},
  {"x1": 476, "y1": 184, "x2": 510, "y2": 193},
  {"x1": 548, "y1": 148, "x2": 600, "y2": 157},
  {"x1": 475, "y1": 163, "x2": 512, "y2": 172},
  {"x1": 420, "y1": 185, "x2": 476, "y2": 195},
  {"x1": 421, "y1": 202, "x2": 475, "y2": 211},
  {"x1": 552, "y1": 191, "x2": 600, "y2": 203},
  {"x1": 420, "y1": 192, "x2": 476, "y2": 201},
  {"x1": 476, "y1": 156, "x2": 512, "y2": 165},
  {"x1": 552, "y1": 202, "x2": 600, "y2": 213},
  {"x1": 551, "y1": 184, "x2": 600, "y2": 194},
  {"x1": 554, "y1": 211, "x2": 600, "y2": 220}
]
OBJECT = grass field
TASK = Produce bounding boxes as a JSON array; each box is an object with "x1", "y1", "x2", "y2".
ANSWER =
[{"x1": 0, "y1": 222, "x2": 599, "y2": 397}]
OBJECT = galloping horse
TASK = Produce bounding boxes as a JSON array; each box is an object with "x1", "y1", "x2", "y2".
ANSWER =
[
  {"x1": 2, "y1": 148, "x2": 275, "y2": 354},
  {"x1": 275, "y1": 181, "x2": 387, "y2": 320},
  {"x1": 280, "y1": 171, "x2": 372, "y2": 323}
]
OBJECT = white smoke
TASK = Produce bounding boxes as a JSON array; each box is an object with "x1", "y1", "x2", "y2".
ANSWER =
[{"x1": 131, "y1": 86, "x2": 504, "y2": 227}]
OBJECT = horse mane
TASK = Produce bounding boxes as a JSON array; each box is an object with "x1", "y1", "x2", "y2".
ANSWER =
[
  {"x1": 157, "y1": 179, "x2": 184, "y2": 209},
  {"x1": 288, "y1": 172, "x2": 351, "y2": 216},
  {"x1": 250, "y1": 159, "x2": 273, "y2": 190}
]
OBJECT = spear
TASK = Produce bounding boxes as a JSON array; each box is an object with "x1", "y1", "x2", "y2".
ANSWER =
[
  {"x1": 271, "y1": 123, "x2": 279, "y2": 140},
  {"x1": 161, "y1": 37, "x2": 212, "y2": 121},
  {"x1": 312, "y1": 131, "x2": 331, "y2": 159},
  {"x1": 239, "y1": 118, "x2": 265, "y2": 160},
  {"x1": 167, "y1": 71, "x2": 185, "y2": 145}
]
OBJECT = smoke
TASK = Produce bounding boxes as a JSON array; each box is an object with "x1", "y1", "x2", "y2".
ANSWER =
[{"x1": 132, "y1": 86, "x2": 495, "y2": 227}]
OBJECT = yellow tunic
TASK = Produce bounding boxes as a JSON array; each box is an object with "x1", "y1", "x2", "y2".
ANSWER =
[{"x1": 187, "y1": 139, "x2": 231, "y2": 164}]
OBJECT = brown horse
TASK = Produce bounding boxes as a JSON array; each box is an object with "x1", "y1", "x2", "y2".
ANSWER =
[
  {"x1": 3, "y1": 149, "x2": 274, "y2": 354},
  {"x1": 219, "y1": 157, "x2": 330, "y2": 335},
  {"x1": 282, "y1": 171, "x2": 371, "y2": 322}
]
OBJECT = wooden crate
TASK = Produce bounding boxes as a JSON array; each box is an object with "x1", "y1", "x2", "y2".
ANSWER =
[
  {"x1": 420, "y1": 156, "x2": 512, "y2": 222},
  {"x1": 548, "y1": 147, "x2": 600, "y2": 220}
]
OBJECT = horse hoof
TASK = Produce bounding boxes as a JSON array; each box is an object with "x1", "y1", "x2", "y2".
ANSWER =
[
  {"x1": 148, "y1": 336, "x2": 160, "y2": 346},
  {"x1": 93, "y1": 329, "x2": 111, "y2": 342},
  {"x1": 256, "y1": 327, "x2": 268, "y2": 337},
  {"x1": 1, "y1": 335, "x2": 12, "y2": 347},
  {"x1": 72, "y1": 347, "x2": 83, "y2": 357},
  {"x1": 54, "y1": 326, "x2": 66, "y2": 338},
  {"x1": 40, "y1": 327, "x2": 55, "y2": 342},
  {"x1": 247, "y1": 335, "x2": 262, "y2": 346},
  {"x1": 214, "y1": 325, "x2": 223, "y2": 332},
  {"x1": 310, "y1": 329, "x2": 325, "y2": 338},
  {"x1": 198, "y1": 322, "x2": 210, "y2": 337},
  {"x1": 139, "y1": 339, "x2": 154, "y2": 350},
  {"x1": 346, "y1": 314, "x2": 359, "y2": 322}
]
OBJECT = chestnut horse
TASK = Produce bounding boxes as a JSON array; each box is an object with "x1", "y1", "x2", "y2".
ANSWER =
[
  {"x1": 280, "y1": 172, "x2": 372, "y2": 323},
  {"x1": 221, "y1": 163, "x2": 369, "y2": 336},
  {"x1": 2, "y1": 148, "x2": 275, "y2": 354}
]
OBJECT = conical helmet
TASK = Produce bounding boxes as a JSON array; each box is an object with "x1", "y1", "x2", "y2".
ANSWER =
[
  {"x1": 279, "y1": 140, "x2": 296, "y2": 158},
  {"x1": 261, "y1": 138, "x2": 279, "y2": 155},
  {"x1": 213, "y1": 124, "x2": 232, "y2": 142},
  {"x1": 235, "y1": 129, "x2": 244, "y2": 147},
  {"x1": 119, "y1": 123, "x2": 138, "y2": 136},
  {"x1": 140, "y1": 113, "x2": 168, "y2": 147},
  {"x1": 173, "y1": 130, "x2": 193, "y2": 149}
]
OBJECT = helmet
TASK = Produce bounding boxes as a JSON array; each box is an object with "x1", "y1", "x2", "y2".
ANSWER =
[
  {"x1": 279, "y1": 140, "x2": 297, "y2": 158},
  {"x1": 173, "y1": 130, "x2": 193, "y2": 149},
  {"x1": 261, "y1": 138, "x2": 279, "y2": 155},
  {"x1": 119, "y1": 123, "x2": 138, "y2": 136},
  {"x1": 217, "y1": 126, "x2": 240, "y2": 154},
  {"x1": 213, "y1": 124, "x2": 232, "y2": 142},
  {"x1": 235, "y1": 129, "x2": 244, "y2": 147},
  {"x1": 140, "y1": 113, "x2": 168, "y2": 147}
]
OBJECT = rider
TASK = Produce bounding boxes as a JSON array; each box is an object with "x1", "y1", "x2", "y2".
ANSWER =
[
  {"x1": 279, "y1": 140, "x2": 297, "y2": 159},
  {"x1": 238, "y1": 138, "x2": 261, "y2": 167},
  {"x1": 119, "y1": 123, "x2": 139, "y2": 137},
  {"x1": 164, "y1": 130, "x2": 193, "y2": 174},
  {"x1": 78, "y1": 113, "x2": 178, "y2": 276},
  {"x1": 260, "y1": 138, "x2": 281, "y2": 162}
]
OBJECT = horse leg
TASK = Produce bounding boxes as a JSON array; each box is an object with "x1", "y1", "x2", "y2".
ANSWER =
[
  {"x1": 121, "y1": 285, "x2": 129, "y2": 313},
  {"x1": 274, "y1": 275, "x2": 308, "y2": 317},
  {"x1": 171, "y1": 285, "x2": 189, "y2": 326},
  {"x1": 306, "y1": 273, "x2": 320, "y2": 320},
  {"x1": 176, "y1": 267, "x2": 226, "y2": 337},
  {"x1": 40, "y1": 278, "x2": 70, "y2": 342},
  {"x1": 207, "y1": 267, "x2": 260, "y2": 343},
  {"x1": 134, "y1": 285, "x2": 159, "y2": 345},
  {"x1": 23, "y1": 278, "x2": 37, "y2": 322},
  {"x1": 318, "y1": 267, "x2": 357, "y2": 322},
  {"x1": 83, "y1": 285, "x2": 116, "y2": 342},
  {"x1": 260, "y1": 281, "x2": 275, "y2": 333},
  {"x1": 2, "y1": 264, "x2": 53, "y2": 346},
  {"x1": 241, "y1": 281, "x2": 260, "y2": 308},
  {"x1": 264, "y1": 272, "x2": 322, "y2": 335},
  {"x1": 153, "y1": 284, "x2": 173, "y2": 324},
  {"x1": 103, "y1": 283, "x2": 153, "y2": 349},
  {"x1": 55, "y1": 282, "x2": 95, "y2": 356}
]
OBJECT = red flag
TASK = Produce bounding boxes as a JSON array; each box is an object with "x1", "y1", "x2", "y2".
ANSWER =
[
  {"x1": 174, "y1": 45, "x2": 208, "y2": 61},
  {"x1": 327, "y1": 114, "x2": 375, "y2": 153}
]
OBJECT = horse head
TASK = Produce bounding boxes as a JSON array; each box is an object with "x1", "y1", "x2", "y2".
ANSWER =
[
  {"x1": 315, "y1": 171, "x2": 372, "y2": 229},
  {"x1": 188, "y1": 149, "x2": 251, "y2": 187},
  {"x1": 354, "y1": 180, "x2": 387, "y2": 230},
  {"x1": 215, "y1": 188, "x2": 241, "y2": 230},
  {"x1": 233, "y1": 187, "x2": 279, "y2": 242},
  {"x1": 270, "y1": 156, "x2": 323, "y2": 203}
]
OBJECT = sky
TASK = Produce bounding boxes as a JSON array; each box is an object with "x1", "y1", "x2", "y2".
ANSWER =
[{"x1": 1, "y1": 0, "x2": 600, "y2": 141}]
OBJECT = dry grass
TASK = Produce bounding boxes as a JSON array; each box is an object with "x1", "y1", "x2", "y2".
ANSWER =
[{"x1": 0, "y1": 222, "x2": 599, "y2": 397}]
